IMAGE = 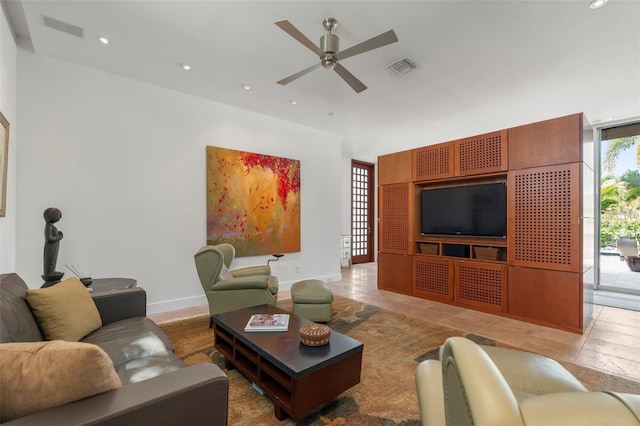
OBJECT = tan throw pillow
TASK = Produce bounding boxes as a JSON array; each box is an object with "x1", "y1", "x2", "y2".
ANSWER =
[
  {"x1": 0, "y1": 341, "x2": 122, "y2": 422},
  {"x1": 219, "y1": 264, "x2": 234, "y2": 281},
  {"x1": 25, "y1": 277, "x2": 102, "y2": 341}
]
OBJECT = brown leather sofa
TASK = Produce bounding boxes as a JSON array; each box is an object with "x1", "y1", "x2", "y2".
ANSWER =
[{"x1": 0, "y1": 273, "x2": 229, "y2": 425}]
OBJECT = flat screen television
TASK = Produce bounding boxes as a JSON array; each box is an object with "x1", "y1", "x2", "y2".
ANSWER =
[{"x1": 420, "y1": 182, "x2": 507, "y2": 237}]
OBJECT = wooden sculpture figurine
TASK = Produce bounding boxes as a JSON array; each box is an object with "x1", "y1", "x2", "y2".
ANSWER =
[{"x1": 42, "y1": 207, "x2": 64, "y2": 287}]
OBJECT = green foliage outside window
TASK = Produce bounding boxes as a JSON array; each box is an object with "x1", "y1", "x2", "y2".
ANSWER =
[
  {"x1": 601, "y1": 135, "x2": 639, "y2": 248},
  {"x1": 600, "y1": 170, "x2": 640, "y2": 247}
]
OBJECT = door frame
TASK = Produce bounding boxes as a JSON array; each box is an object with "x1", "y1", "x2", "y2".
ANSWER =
[
  {"x1": 595, "y1": 119, "x2": 640, "y2": 295},
  {"x1": 351, "y1": 160, "x2": 375, "y2": 264}
]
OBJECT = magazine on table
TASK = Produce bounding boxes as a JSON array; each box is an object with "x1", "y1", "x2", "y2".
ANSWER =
[{"x1": 244, "y1": 314, "x2": 290, "y2": 332}]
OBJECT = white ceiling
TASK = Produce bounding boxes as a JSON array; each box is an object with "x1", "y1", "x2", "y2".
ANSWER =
[{"x1": 5, "y1": 0, "x2": 640, "y2": 160}]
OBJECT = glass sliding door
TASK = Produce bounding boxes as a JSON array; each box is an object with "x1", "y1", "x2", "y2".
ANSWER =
[{"x1": 597, "y1": 122, "x2": 640, "y2": 299}]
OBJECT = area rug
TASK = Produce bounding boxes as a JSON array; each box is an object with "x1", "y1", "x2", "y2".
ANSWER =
[{"x1": 159, "y1": 296, "x2": 640, "y2": 425}]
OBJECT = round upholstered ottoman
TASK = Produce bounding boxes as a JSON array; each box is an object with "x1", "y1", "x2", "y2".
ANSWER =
[{"x1": 291, "y1": 279, "x2": 333, "y2": 322}]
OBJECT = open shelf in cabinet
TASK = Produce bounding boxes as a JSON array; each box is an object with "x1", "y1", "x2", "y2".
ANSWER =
[
  {"x1": 415, "y1": 240, "x2": 507, "y2": 263},
  {"x1": 259, "y1": 376, "x2": 293, "y2": 409},
  {"x1": 235, "y1": 353, "x2": 259, "y2": 382},
  {"x1": 259, "y1": 357, "x2": 293, "y2": 389},
  {"x1": 234, "y1": 339, "x2": 259, "y2": 363}
]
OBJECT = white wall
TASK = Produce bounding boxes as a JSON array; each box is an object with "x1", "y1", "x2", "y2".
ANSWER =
[
  {"x1": 0, "y1": 4, "x2": 17, "y2": 273},
  {"x1": 340, "y1": 158, "x2": 352, "y2": 237},
  {"x1": 16, "y1": 50, "x2": 344, "y2": 314}
]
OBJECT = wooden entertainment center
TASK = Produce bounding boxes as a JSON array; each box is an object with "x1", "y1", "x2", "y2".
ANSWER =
[{"x1": 377, "y1": 113, "x2": 595, "y2": 333}]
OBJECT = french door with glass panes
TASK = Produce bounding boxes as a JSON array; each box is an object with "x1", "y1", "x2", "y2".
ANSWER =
[{"x1": 351, "y1": 160, "x2": 374, "y2": 263}]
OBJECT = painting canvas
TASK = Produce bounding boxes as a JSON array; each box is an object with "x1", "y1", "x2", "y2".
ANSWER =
[{"x1": 206, "y1": 146, "x2": 301, "y2": 256}]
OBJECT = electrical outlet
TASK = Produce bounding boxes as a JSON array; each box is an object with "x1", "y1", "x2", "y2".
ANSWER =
[{"x1": 295, "y1": 265, "x2": 301, "y2": 273}]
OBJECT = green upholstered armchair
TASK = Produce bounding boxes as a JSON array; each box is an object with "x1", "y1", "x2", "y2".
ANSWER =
[{"x1": 194, "y1": 244, "x2": 278, "y2": 327}]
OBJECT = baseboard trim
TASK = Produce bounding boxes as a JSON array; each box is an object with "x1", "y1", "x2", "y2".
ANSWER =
[
  {"x1": 146, "y1": 273, "x2": 343, "y2": 314},
  {"x1": 147, "y1": 294, "x2": 207, "y2": 315}
]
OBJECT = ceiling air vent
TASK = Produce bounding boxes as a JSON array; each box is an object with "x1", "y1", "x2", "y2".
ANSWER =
[
  {"x1": 42, "y1": 15, "x2": 84, "y2": 38},
  {"x1": 387, "y1": 57, "x2": 417, "y2": 76}
]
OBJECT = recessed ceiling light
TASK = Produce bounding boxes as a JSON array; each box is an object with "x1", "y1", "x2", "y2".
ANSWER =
[
  {"x1": 589, "y1": 0, "x2": 608, "y2": 9},
  {"x1": 290, "y1": 100, "x2": 298, "y2": 105},
  {"x1": 98, "y1": 36, "x2": 109, "y2": 45},
  {"x1": 181, "y1": 64, "x2": 192, "y2": 71},
  {"x1": 242, "y1": 84, "x2": 252, "y2": 90}
]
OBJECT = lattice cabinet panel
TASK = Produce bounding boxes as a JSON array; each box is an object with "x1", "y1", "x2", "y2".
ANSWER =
[
  {"x1": 379, "y1": 184, "x2": 410, "y2": 254},
  {"x1": 508, "y1": 163, "x2": 581, "y2": 272},
  {"x1": 413, "y1": 142, "x2": 455, "y2": 181},
  {"x1": 455, "y1": 261, "x2": 507, "y2": 312},
  {"x1": 413, "y1": 257, "x2": 453, "y2": 303},
  {"x1": 455, "y1": 130, "x2": 508, "y2": 176}
]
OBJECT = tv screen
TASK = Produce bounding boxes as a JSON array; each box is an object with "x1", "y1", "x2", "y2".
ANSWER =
[{"x1": 420, "y1": 182, "x2": 507, "y2": 237}]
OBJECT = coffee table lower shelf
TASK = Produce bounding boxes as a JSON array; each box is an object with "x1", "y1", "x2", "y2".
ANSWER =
[{"x1": 213, "y1": 308, "x2": 363, "y2": 420}]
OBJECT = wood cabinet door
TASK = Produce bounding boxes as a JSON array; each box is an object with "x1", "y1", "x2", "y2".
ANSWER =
[
  {"x1": 508, "y1": 267, "x2": 581, "y2": 331},
  {"x1": 378, "y1": 150, "x2": 412, "y2": 185},
  {"x1": 455, "y1": 260, "x2": 507, "y2": 312},
  {"x1": 413, "y1": 256, "x2": 454, "y2": 303},
  {"x1": 413, "y1": 142, "x2": 455, "y2": 181},
  {"x1": 378, "y1": 253, "x2": 413, "y2": 293},
  {"x1": 508, "y1": 163, "x2": 581, "y2": 273},
  {"x1": 508, "y1": 113, "x2": 582, "y2": 170},
  {"x1": 378, "y1": 183, "x2": 411, "y2": 254},
  {"x1": 455, "y1": 130, "x2": 508, "y2": 176}
]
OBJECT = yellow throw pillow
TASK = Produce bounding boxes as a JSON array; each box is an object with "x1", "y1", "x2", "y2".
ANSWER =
[
  {"x1": 25, "y1": 277, "x2": 102, "y2": 341},
  {"x1": 0, "y1": 341, "x2": 122, "y2": 422}
]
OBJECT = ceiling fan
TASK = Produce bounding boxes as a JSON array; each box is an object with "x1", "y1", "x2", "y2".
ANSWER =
[{"x1": 275, "y1": 18, "x2": 398, "y2": 93}]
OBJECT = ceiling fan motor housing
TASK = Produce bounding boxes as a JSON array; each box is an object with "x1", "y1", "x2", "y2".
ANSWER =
[
  {"x1": 320, "y1": 33, "x2": 339, "y2": 54},
  {"x1": 320, "y1": 33, "x2": 339, "y2": 68}
]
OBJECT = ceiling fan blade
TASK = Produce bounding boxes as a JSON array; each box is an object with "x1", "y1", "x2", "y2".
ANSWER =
[
  {"x1": 275, "y1": 20, "x2": 324, "y2": 57},
  {"x1": 277, "y1": 63, "x2": 322, "y2": 85},
  {"x1": 334, "y1": 29, "x2": 398, "y2": 61},
  {"x1": 333, "y1": 63, "x2": 367, "y2": 93}
]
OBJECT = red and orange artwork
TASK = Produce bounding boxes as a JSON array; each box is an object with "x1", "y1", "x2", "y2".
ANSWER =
[{"x1": 206, "y1": 146, "x2": 301, "y2": 256}]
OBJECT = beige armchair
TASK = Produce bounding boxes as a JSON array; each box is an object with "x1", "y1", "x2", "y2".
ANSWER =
[
  {"x1": 416, "y1": 336, "x2": 640, "y2": 426},
  {"x1": 194, "y1": 244, "x2": 278, "y2": 327}
]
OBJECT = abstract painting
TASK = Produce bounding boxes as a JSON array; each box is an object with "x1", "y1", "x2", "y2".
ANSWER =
[{"x1": 206, "y1": 146, "x2": 301, "y2": 256}]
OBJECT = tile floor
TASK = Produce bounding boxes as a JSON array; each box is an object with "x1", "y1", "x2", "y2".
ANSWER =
[
  {"x1": 595, "y1": 253, "x2": 640, "y2": 311},
  {"x1": 148, "y1": 262, "x2": 640, "y2": 384},
  {"x1": 600, "y1": 253, "x2": 640, "y2": 292}
]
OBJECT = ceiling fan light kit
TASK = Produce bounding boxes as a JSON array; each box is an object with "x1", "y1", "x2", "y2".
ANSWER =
[{"x1": 275, "y1": 18, "x2": 398, "y2": 93}]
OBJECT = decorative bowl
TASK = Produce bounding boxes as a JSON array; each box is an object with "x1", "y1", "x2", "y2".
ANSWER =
[
  {"x1": 80, "y1": 277, "x2": 93, "y2": 287},
  {"x1": 299, "y1": 323, "x2": 331, "y2": 346}
]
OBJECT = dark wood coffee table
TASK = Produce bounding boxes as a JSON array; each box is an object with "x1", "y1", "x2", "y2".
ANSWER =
[{"x1": 212, "y1": 304, "x2": 363, "y2": 420}]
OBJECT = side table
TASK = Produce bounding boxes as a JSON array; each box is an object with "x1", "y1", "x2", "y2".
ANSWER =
[
  {"x1": 89, "y1": 278, "x2": 145, "y2": 322},
  {"x1": 89, "y1": 278, "x2": 137, "y2": 292}
]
